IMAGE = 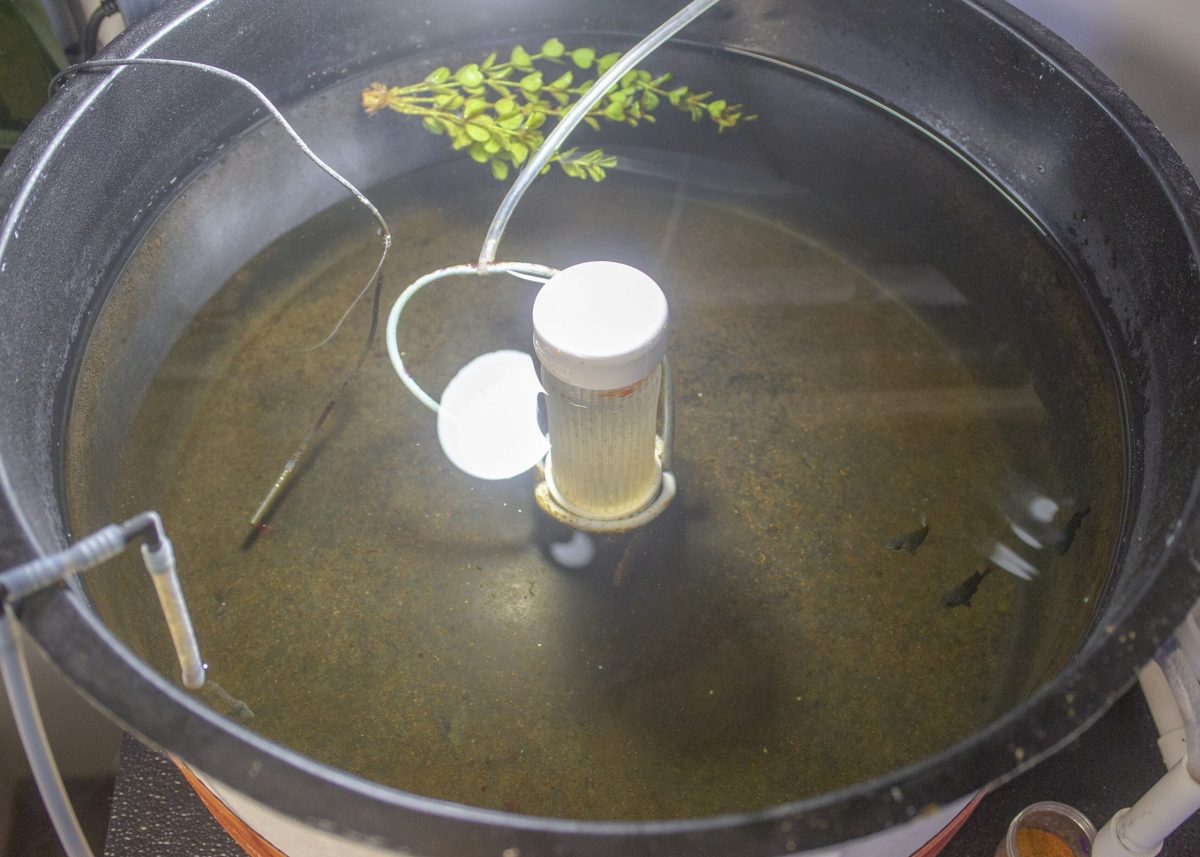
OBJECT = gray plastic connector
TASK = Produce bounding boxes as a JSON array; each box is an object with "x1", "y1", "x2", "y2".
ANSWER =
[{"x1": 1, "y1": 524, "x2": 124, "y2": 602}]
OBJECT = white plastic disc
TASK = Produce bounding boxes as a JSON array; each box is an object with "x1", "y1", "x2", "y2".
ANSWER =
[{"x1": 437, "y1": 350, "x2": 549, "y2": 480}]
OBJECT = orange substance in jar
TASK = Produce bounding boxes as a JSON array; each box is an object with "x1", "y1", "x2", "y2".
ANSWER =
[{"x1": 1015, "y1": 827, "x2": 1076, "y2": 857}]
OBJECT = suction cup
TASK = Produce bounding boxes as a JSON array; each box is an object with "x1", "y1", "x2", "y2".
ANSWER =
[{"x1": 436, "y1": 349, "x2": 548, "y2": 480}]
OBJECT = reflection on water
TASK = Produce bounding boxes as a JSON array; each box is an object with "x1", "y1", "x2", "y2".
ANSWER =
[
  {"x1": 69, "y1": 47, "x2": 1122, "y2": 820},
  {"x1": 989, "y1": 479, "x2": 1095, "y2": 581}
]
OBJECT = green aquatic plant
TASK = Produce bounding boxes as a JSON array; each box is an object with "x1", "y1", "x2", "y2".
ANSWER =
[{"x1": 362, "y1": 38, "x2": 756, "y2": 181}]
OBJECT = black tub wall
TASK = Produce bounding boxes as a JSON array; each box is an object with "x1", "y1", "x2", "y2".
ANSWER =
[
  {"x1": 1, "y1": 1, "x2": 1200, "y2": 854},
  {"x1": 1009, "y1": 0, "x2": 1200, "y2": 177}
]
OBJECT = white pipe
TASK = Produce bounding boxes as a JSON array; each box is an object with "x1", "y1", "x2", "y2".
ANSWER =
[
  {"x1": 1177, "y1": 602, "x2": 1200, "y2": 681},
  {"x1": 1121, "y1": 762, "x2": 1200, "y2": 850},
  {"x1": 1097, "y1": 608, "x2": 1200, "y2": 857},
  {"x1": 1139, "y1": 660, "x2": 1188, "y2": 768},
  {"x1": 1094, "y1": 810, "x2": 1159, "y2": 857},
  {"x1": 1094, "y1": 759, "x2": 1200, "y2": 856},
  {"x1": 1156, "y1": 647, "x2": 1200, "y2": 779}
]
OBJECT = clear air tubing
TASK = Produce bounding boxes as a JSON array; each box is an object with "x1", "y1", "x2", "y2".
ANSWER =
[
  {"x1": 478, "y1": 0, "x2": 722, "y2": 266},
  {"x1": 0, "y1": 605, "x2": 95, "y2": 857},
  {"x1": 0, "y1": 513, "x2": 206, "y2": 857},
  {"x1": 386, "y1": 262, "x2": 560, "y2": 413}
]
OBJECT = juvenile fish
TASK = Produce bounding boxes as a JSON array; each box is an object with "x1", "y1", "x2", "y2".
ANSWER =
[
  {"x1": 942, "y1": 566, "x2": 993, "y2": 609},
  {"x1": 1055, "y1": 506, "x2": 1091, "y2": 555},
  {"x1": 886, "y1": 515, "x2": 929, "y2": 554}
]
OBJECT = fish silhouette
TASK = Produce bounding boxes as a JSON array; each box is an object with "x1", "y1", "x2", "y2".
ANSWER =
[
  {"x1": 941, "y1": 566, "x2": 993, "y2": 609},
  {"x1": 1055, "y1": 506, "x2": 1091, "y2": 555},
  {"x1": 886, "y1": 515, "x2": 929, "y2": 554}
]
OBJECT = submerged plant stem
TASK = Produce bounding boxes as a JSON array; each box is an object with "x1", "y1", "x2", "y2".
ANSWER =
[{"x1": 248, "y1": 272, "x2": 386, "y2": 532}]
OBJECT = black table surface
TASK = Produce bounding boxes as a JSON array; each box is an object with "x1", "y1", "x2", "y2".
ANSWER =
[{"x1": 105, "y1": 687, "x2": 1200, "y2": 856}]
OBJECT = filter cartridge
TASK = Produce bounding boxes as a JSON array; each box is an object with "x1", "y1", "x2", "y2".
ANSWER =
[{"x1": 532, "y1": 261, "x2": 669, "y2": 521}]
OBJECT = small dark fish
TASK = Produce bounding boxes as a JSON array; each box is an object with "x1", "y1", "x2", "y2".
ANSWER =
[
  {"x1": 1055, "y1": 506, "x2": 1091, "y2": 555},
  {"x1": 886, "y1": 515, "x2": 929, "y2": 554},
  {"x1": 941, "y1": 566, "x2": 993, "y2": 609}
]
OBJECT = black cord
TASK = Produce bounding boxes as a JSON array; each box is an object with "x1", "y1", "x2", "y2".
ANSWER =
[{"x1": 81, "y1": 0, "x2": 120, "y2": 61}]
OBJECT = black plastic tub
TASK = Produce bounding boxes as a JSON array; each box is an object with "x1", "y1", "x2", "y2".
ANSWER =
[{"x1": 1, "y1": 1, "x2": 1199, "y2": 855}]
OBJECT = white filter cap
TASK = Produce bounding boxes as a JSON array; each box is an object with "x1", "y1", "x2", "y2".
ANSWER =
[{"x1": 532, "y1": 261, "x2": 668, "y2": 390}]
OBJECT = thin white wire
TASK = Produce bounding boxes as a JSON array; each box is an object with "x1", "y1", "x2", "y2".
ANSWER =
[
  {"x1": 51, "y1": 58, "x2": 392, "y2": 351},
  {"x1": 505, "y1": 269, "x2": 553, "y2": 284},
  {"x1": 385, "y1": 262, "x2": 560, "y2": 413},
  {"x1": 477, "y1": 0, "x2": 722, "y2": 266}
]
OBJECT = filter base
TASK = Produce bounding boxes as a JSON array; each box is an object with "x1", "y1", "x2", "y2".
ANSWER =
[{"x1": 534, "y1": 439, "x2": 676, "y2": 533}]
